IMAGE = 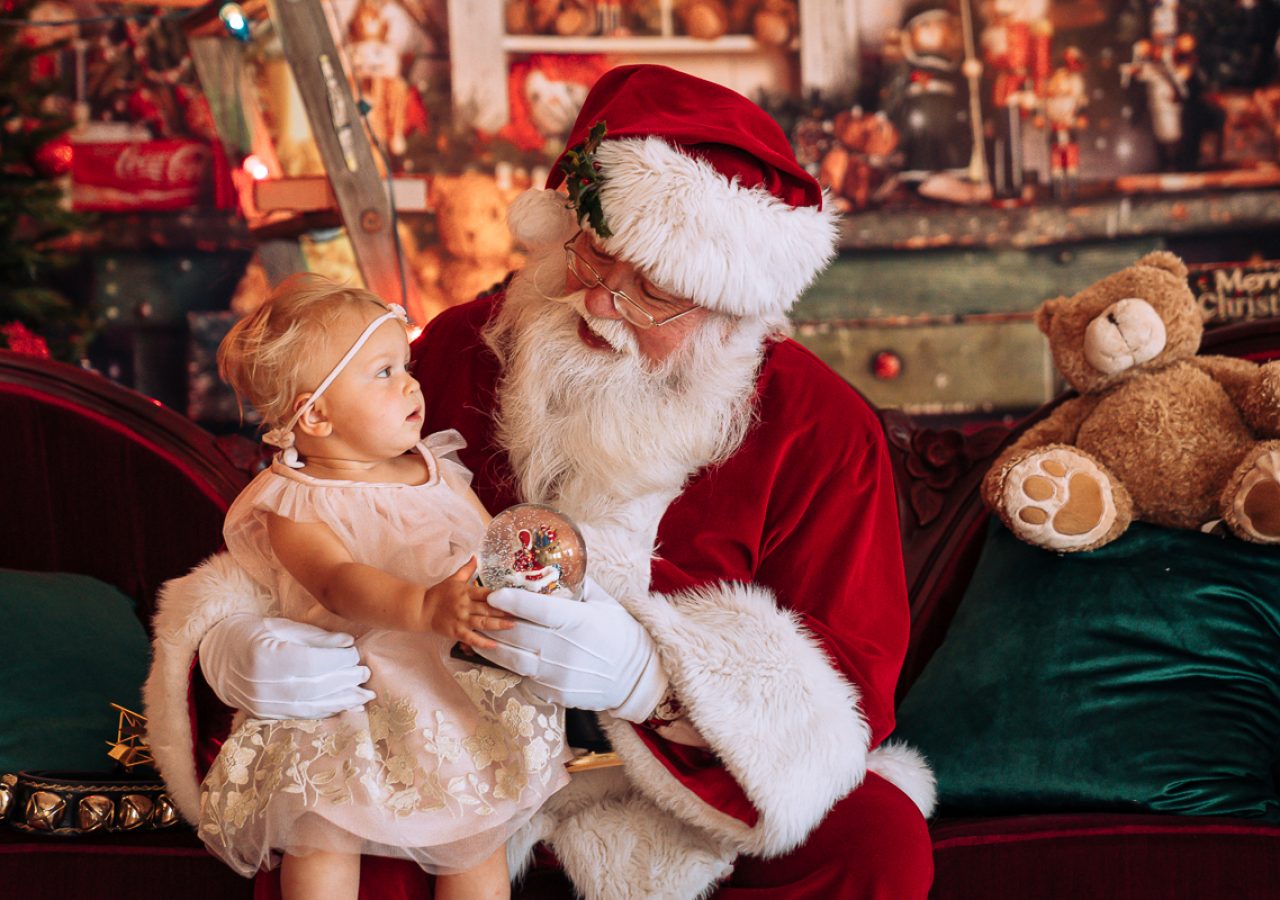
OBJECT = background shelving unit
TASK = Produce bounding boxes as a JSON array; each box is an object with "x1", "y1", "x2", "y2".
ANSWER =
[{"x1": 448, "y1": 0, "x2": 859, "y2": 133}]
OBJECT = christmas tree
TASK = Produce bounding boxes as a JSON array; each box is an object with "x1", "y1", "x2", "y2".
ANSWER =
[{"x1": 0, "y1": 0, "x2": 93, "y2": 360}]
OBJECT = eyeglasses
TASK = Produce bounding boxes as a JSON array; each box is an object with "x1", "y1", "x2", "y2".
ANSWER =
[{"x1": 564, "y1": 232, "x2": 699, "y2": 330}]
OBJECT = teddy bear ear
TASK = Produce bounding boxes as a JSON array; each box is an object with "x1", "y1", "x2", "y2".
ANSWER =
[
  {"x1": 1035, "y1": 297, "x2": 1063, "y2": 335},
  {"x1": 427, "y1": 174, "x2": 453, "y2": 212},
  {"x1": 1135, "y1": 251, "x2": 1188, "y2": 280}
]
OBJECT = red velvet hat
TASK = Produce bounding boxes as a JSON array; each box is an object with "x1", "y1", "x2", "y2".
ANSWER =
[{"x1": 508, "y1": 65, "x2": 839, "y2": 321}]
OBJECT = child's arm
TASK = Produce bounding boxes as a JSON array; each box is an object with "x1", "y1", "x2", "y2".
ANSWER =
[{"x1": 265, "y1": 513, "x2": 511, "y2": 648}]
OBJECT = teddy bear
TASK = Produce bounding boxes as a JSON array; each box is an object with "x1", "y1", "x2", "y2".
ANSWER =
[
  {"x1": 416, "y1": 171, "x2": 525, "y2": 309},
  {"x1": 982, "y1": 251, "x2": 1280, "y2": 552}
]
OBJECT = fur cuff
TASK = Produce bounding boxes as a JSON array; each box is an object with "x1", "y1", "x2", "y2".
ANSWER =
[
  {"x1": 866, "y1": 740, "x2": 937, "y2": 820},
  {"x1": 142, "y1": 551, "x2": 273, "y2": 824},
  {"x1": 544, "y1": 769, "x2": 734, "y2": 900},
  {"x1": 606, "y1": 581, "x2": 871, "y2": 856}
]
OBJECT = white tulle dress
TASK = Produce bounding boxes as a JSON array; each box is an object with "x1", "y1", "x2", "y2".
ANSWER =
[{"x1": 198, "y1": 431, "x2": 571, "y2": 878}]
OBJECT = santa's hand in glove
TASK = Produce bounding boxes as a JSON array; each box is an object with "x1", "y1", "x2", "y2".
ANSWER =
[
  {"x1": 199, "y1": 614, "x2": 375, "y2": 720},
  {"x1": 476, "y1": 577, "x2": 669, "y2": 723}
]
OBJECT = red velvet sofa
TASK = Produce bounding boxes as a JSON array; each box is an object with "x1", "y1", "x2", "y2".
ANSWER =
[
  {"x1": 2, "y1": 318, "x2": 1279, "y2": 899},
  {"x1": 0, "y1": 350, "x2": 255, "y2": 899}
]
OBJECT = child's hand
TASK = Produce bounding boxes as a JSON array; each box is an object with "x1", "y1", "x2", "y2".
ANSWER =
[{"x1": 421, "y1": 558, "x2": 513, "y2": 649}]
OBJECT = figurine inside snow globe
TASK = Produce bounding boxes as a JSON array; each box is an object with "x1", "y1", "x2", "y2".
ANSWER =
[{"x1": 477, "y1": 503, "x2": 587, "y2": 600}]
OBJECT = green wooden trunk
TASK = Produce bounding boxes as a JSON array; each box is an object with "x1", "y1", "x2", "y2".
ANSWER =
[{"x1": 791, "y1": 238, "x2": 1164, "y2": 414}]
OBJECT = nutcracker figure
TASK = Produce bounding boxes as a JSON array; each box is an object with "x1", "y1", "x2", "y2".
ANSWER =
[
  {"x1": 980, "y1": 0, "x2": 1052, "y2": 200},
  {"x1": 1044, "y1": 46, "x2": 1087, "y2": 200},
  {"x1": 882, "y1": 0, "x2": 974, "y2": 179},
  {"x1": 1120, "y1": 0, "x2": 1198, "y2": 171}
]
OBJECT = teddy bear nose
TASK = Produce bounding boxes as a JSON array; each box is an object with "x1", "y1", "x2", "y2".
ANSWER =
[{"x1": 1083, "y1": 297, "x2": 1167, "y2": 374}]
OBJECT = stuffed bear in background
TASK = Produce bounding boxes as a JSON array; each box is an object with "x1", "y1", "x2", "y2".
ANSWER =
[
  {"x1": 982, "y1": 251, "x2": 1280, "y2": 552},
  {"x1": 416, "y1": 171, "x2": 525, "y2": 308}
]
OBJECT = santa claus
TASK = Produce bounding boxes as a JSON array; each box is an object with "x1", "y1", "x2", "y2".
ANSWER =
[{"x1": 144, "y1": 65, "x2": 936, "y2": 899}]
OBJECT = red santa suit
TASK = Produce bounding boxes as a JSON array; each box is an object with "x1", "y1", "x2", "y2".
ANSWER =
[
  {"x1": 143, "y1": 65, "x2": 934, "y2": 899},
  {"x1": 418, "y1": 291, "x2": 935, "y2": 898}
]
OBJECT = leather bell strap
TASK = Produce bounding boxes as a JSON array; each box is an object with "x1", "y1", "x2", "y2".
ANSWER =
[{"x1": 0, "y1": 771, "x2": 182, "y2": 836}]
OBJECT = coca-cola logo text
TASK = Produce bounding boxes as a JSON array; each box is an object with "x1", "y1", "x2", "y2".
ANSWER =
[{"x1": 111, "y1": 142, "x2": 210, "y2": 186}]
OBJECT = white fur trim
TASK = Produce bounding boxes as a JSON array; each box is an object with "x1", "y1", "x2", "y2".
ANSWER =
[
  {"x1": 550, "y1": 782, "x2": 735, "y2": 900},
  {"x1": 592, "y1": 138, "x2": 840, "y2": 319},
  {"x1": 866, "y1": 740, "x2": 937, "y2": 819},
  {"x1": 142, "y1": 551, "x2": 273, "y2": 825},
  {"x1": 507, "y1": 188, "x2": 579, "y2": 249},
  {"x1": 606, "y1": 580, "x2": 871, "y2": 857}
]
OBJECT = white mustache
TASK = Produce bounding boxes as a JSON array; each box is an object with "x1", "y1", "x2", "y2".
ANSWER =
[{"x1": 550, "y1": 288, "x2": 637, "y2": 356}]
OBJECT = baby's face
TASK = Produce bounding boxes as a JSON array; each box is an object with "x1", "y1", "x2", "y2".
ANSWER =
[{"x1": 311, "y1": 306, "x2": 423, "y2": 462}]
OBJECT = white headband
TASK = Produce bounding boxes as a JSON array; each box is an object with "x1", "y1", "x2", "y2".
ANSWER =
[{"x1": 262, "y1": 304, "x2": 409, "y2": 468}]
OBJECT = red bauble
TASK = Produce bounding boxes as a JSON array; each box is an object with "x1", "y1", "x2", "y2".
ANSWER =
[
  {"x1": 871, "y1": 350, "x2": 903, "y2": 381},
  {"x1": 33, "y1": 135, "x2": 74, "y2": 176}
]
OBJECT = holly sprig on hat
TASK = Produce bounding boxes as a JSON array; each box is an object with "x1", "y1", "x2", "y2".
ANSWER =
[{"x1": 559, "y1": 121, "x2": 613, "y2": 238}]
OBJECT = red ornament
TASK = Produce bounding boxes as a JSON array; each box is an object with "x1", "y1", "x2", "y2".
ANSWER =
[
  {"x1": 0, "y1": 322, "x2": 52, "y2": 359},
  {"x1": 871, "y1": 350, "x2": 903, "y2": 381},
  {"x1": 33, "y1": 135, "x2": 74, "y2": 176}
]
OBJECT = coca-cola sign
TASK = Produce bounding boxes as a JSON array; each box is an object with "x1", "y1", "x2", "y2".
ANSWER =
[{"x1": 72, "y1": 139, "x2": 212, "y2": 211}]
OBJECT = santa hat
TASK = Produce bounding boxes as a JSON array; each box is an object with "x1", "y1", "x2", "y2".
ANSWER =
[{"x1": 507, "y1": 64, "x2": 839, "y2": 321}]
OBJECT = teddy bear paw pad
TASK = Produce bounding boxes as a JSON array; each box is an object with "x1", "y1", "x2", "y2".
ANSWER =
[
  {"x1": 1233, "y1": 448, "x2": 1280, "y2": 542},
  {"x1": 1003, "y1": 451, "x2": 1116, "y2": 550}
]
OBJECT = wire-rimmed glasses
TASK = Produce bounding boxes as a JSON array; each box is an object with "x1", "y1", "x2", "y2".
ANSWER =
[{"x1": 564, "y1": 232, "x2": 699, "y2": 329}]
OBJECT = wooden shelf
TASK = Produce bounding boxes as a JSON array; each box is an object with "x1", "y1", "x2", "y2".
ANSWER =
[
  {"x1": 252, "y1": 176, "x2": 430, "y2": 216},
  {"x1": 502, "y1": 34, "x2": 779, "y2": 55},
  {"x1": 51, "y1": 210, "x2": 253, "y2": 253},
  {"x1": 838, "y1": 188, "x2": 1280, "y2": 253}
]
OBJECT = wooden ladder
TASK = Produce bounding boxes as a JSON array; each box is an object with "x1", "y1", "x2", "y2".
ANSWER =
[{"x1": 183, "y1": 0, "x2": 422, "y2": 314}]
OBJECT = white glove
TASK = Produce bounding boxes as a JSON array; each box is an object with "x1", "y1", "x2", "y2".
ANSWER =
[
  {"x1": 199, "y1": 614, "x2": 375, "y2": 720},
  {"x1": 477, "y1": 577, "x2": 669, "y2": 722}
]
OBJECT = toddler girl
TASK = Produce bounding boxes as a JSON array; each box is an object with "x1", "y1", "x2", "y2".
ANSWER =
[{"x1": 200, "y1": 274, "x2": 570, "y2": 900}]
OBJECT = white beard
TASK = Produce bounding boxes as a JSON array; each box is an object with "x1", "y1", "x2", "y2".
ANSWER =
[{"x1": 483, "y1": 246, "x2": 771, "y2": 522}]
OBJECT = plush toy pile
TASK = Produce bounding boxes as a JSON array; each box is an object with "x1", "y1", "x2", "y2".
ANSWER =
[{"x1": 983, "y1": 251, "x2": 1280, "y2": 552}]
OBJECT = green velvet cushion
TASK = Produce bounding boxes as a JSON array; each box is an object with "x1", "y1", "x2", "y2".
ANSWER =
[
  {"x1": 896, "y1": 521, "x2": 1280, "y2": 822},
  {"x1": 0, "y1": 569, "x2": 150, "y2": 773}
]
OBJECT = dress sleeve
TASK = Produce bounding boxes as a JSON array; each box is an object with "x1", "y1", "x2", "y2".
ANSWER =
[
  {"x1": 221, "y1": 470, "x2": 326, "y2": 595},
  {"x1": 423, "y1": 430, "x2": 474, "y2": 486}
]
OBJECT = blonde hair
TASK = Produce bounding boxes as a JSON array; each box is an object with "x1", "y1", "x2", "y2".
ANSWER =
[{"x1": 218, "y1": 273, "x2": 391, "y2": 428}]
